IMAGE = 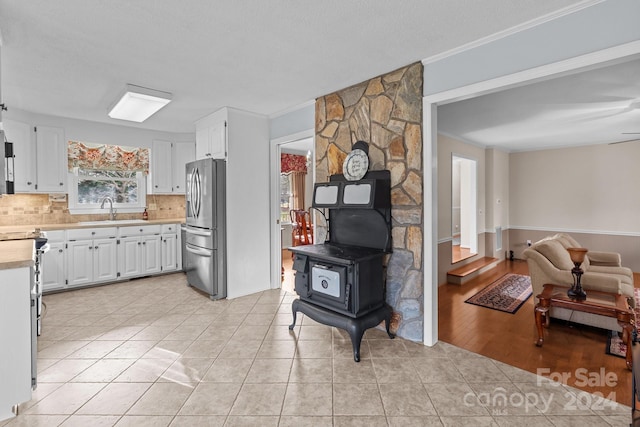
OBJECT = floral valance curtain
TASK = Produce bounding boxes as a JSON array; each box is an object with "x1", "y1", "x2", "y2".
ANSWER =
[
  {"x1": 68, "y1": 141, "x2": 150, "y2": 174},
  {"x1": 281, "y1": 154, "x2": 307, "y2": 174}
]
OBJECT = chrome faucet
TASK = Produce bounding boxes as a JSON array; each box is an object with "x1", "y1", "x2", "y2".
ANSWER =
[{"x1": 100, "y1": 197, "x2": 117, "y2": 220}]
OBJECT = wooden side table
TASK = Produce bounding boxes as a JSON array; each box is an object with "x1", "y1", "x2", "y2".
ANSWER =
[{"x1": 534, "y1": 284, "x2": 635, "y2": 369}]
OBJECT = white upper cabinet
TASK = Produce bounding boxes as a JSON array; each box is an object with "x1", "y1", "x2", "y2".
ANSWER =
[
  {"x1": 2, "y1": 119, "x2": 35, "y2": 192},
  {"x1": 195, "y1": 113, "x2": 226, "y2": 160},
  {"x1": 3, "y1": 120, "x2": 67, "y2": 193},
  {"x1": 172, "y1": 142, "x2": 195, "y2": 193},
  {"x1": 151, "y1": 140, "x2": 195, "y2": 194},
  {"x1": 151, "y1": 139, "x2": 172, "y2": 193},
  {"x1": 35, "y1": 126, "x2": 67, "y2": 193},
  {"x1": 3, "y1": 122, "x2": 66, "y2": 193}
]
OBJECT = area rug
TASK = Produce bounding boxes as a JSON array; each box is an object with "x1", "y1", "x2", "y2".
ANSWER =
[
  {"x1": 605, "y1": 288, "x2": 640, "y2": 358},
  {"x1": 465, "y1": 273, "x2": 532, "y2": 314}
]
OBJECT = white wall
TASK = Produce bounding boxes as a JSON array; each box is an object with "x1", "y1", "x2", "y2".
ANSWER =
[
  {"x1": 509, "y1": 141, "x2": 640, "y2": 233},
  {"x1": 225, "y1": 108, "x2": 271, "y2": 299},
  {"x1": 269, "y1": 102, "x2": 314, "y2": 140}
]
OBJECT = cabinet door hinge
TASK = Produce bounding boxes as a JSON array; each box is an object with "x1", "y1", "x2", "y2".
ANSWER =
[
  {"x1": 65, "y1": 243, "x2": 68, "y2": 249},
  {"x1": 117, "y1": 272, "x2": 121, "y2": 278},
  {"x1": 65, "y1": 279, "x2": 68, "y2": 285},
  {"x1": 34, "y1": 126, "x2": 37, "y2": 133}
]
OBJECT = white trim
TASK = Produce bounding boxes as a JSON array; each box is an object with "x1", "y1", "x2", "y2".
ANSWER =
[
  {"x1": 271, "y1": 129, "x2": 315, "y2": 145},
  {"x1": 421, "y1": 0, "x2": 604, "y2": 66},
  {"x1": 423, "y1": 101, "x2": 438, "y2": 346},
  {"x1": 440, "y1": 229, "x2": 495, "y2": 244},
  {"x1": 423, "y1": 41, "x2": 640, "y2": 349},
  {"x1": 269, "y1": 129, "x2": 315, "y2": 290},
  {"x1": 508, "y1": 225, "x2": 640, "y2": 238}
]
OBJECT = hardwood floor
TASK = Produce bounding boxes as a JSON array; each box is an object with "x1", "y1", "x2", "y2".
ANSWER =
[
  {"x1": 439, "y1": 259, "x2": 636, "y2": 405},
  {"x1": 451, "y1": 244, "x2": 475, "y2": 263}
]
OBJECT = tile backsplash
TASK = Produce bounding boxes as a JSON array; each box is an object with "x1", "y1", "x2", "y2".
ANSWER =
[{"x1": 0, "y1": 193, "x2": 185, "y2": 226}]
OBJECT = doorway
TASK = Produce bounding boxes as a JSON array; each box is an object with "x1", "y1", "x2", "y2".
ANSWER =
[
  {"x1": 423, "y1": 43, "x2": 640, "y2": 346},
  {"x1": 269, "y1": 131, "x2": 314, "y2": 292},
  {"x1": 451, "y1": 154, "x2": 477, "y2": 263}
]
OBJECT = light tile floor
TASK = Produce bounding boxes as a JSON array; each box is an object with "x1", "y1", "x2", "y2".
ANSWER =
[{"x1": 1, "y1": 273, "x2": 631, "y2": 426}]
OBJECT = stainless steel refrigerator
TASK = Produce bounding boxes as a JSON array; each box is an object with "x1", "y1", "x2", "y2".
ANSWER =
[{"x1": 185, "y1": 158, "x2": 227, "y2": 299}]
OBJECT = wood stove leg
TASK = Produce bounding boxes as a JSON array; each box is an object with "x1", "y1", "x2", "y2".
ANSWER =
[
  {"x1": 288, "y1": 299, "x2": 299, "y2": 330},
  {"x1": 346, "y1": 322, "x2": 365, "y2": 363}
]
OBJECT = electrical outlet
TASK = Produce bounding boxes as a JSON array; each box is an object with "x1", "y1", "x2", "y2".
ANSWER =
[
  {"x1": 148, "y1": 203, "x2": 157, "y2": 211},
  {"x1": 527, "y1": 240, "x2": 532, "y2": 247}
]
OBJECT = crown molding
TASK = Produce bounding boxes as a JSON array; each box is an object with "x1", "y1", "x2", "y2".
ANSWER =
[{"x1": 421, "y1": 0, "x2": 604, "y2": 66}]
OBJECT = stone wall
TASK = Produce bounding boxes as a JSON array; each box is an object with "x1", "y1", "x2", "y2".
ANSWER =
[{"x1": 315, "y1": 62, "x2": 424, "y2": 341}]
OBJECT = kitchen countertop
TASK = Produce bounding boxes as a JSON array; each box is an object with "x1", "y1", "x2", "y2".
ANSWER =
[
  {"x1": 0, "y1": 240, "x2": 35, "y2": 270},
  {"x1": 0, "y1": 218, "x2": 185, "y2": 234},
  {"x1": 0, "y1": 218, "x2": 184, "y2": 270}
]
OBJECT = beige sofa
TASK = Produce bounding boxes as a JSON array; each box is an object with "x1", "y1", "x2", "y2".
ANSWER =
[{"x1": 523, "y1": 233, "x2": 635, "y2": 331}]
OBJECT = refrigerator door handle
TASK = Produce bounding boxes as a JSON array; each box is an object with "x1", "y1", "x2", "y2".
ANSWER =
[
  {"x1": 185, "y1": 227, "x2": 212, "y2": 237},
  {"x1": 186, "y1": 244, "x2": 212, "y2": 257},
  {"x1": 193, "y1": 167, "x2": 201, "y2": 218},
  {"x1": 189, "y1": 167, "x2": 201, "y2": 219}
]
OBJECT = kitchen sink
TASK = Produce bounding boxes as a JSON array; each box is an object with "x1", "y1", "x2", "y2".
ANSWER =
[{"x1": 76, "y1": 220, "x2": 146, "y2": 226}]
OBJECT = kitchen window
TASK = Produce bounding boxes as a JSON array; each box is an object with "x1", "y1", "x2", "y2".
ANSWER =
[
  {"x1": 67, "y1": 140, "x2": 149, "y2": 214},
  {"x1": 68, "y1": 168, "x2": 146, "y2": 214}
]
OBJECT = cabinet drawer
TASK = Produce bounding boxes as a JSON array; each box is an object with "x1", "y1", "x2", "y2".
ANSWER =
[
  {"x1": 67, "y1": 227, "x2": 117, "y2": 240},
  {"x1": 118, "y1": 225, "x2": 162, "y2": 237},
  {"x1": 44, "y1": 230, "x2": 65, "y2": 243},
  {"x1": 161, "y1": 224, "x2": 178, "y2": 234}
]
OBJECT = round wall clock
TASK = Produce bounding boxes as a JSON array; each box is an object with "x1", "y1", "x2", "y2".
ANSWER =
[{"x1": 342, "y1": 148, "x2": 369, "y2": 181}]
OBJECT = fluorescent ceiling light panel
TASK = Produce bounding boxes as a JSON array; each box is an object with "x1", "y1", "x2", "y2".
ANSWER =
[{"x1": 108, "y1": 84, "x2": 172, "y2": 122}]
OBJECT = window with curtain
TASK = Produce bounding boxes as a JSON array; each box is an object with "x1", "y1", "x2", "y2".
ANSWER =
[
  {"x1": 67, "y1": 141, "x2": 149, "y2": 214},
  {"x1": 280, "y1": 153, "x2": 308, "y2": 223}
]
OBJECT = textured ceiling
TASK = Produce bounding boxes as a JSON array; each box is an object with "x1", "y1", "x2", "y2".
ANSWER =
[
  {"x1": 438, "y1": 57, "x2": 640, "y2": 151},
  {"x1": 0, "y1": 0, "x2": 584, "y2": 133}
]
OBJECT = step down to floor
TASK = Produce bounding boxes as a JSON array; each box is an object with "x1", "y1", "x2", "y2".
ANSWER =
[{"x1": 447, "y1": 257, "x2": 500, "y2": 285}]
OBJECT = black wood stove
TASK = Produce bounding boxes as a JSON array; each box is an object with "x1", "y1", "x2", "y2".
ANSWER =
[{"x1": 289, "y1": 170, "x2": 394, "y2": 361}]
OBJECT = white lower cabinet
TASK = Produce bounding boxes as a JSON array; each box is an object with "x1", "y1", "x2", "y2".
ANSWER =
[
  {"x1": 66, "y1": 228, "x2": 118, "y2": 288},
  {"x1": 41, "y1": 223, "x2": 181, "y2": 292},
  {"x1": 117, "y1": 225, "x2": 162, "y2": 279},
  {"x1": 0, "y1": 266, "x2": 32, "y2": 421},
  {"x1": 161, "y1": 224, "x2": 178, "y2": 272},
  {"x1": 41, "y1": 230, "x2": 66, "y2": 292}
]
